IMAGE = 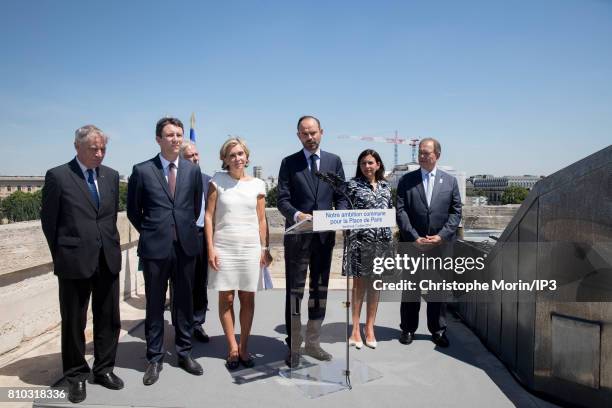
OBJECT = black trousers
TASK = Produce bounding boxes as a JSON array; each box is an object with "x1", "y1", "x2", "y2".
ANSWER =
[
  {"x1": 142, "y1": 242, "x2": 195, "y2": 363},
  {"x1": 284, "y1": 233, "x2": 334, "y2": 346},
  {"x1": 192, "y1": 228, "x2": 208, "y2": 328},
  {"x1": 58, "y1": 252, "x2": 120, "y2": 382},
  {"x1": 399, "y1": 244, "x2": 449, "y2": 335},
  {"x1": 400, "y1": 298, "x2": 447, "y2": 335}
]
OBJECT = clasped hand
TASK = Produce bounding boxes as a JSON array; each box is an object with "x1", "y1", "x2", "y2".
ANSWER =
[{"x1": 414, "y1": 235, "x2": 442, "y2": 251}]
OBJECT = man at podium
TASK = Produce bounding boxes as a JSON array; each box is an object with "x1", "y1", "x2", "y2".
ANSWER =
[{"x1": 277, "y1": 115, "x2": 348, "y2": 367}]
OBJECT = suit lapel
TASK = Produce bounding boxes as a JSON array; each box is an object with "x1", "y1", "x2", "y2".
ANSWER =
[
  {"x1": 415, "y1": 172, "x2": 428, "y2": 208},
  {"x1": 298, "y1": 152, "x2": 317, "y2": 197},
  {"x1": 68, "y1": 159, "x2": 99, "y2": 212},
  {"x1": 429, "y1": 171, "x2": 443, "y2": 208},
  {"x1": 175, "y1": 158, "x2": 187, "y2": 201},
  {"x1": 152, "y1": 155, "x2": 173, "y2": 201},
  {"x1": 97, "y1": 167, "x2": 109, "y2": 213},
  {"x1": 312, "y1": 152, "x2": 323, "y2": 196}
]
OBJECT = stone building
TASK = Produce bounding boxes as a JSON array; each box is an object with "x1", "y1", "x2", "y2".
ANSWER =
[
  {"x1": 253, "y1": 165, "x2": 263, "y2": 179},
  {"x1": 0, "y1": 176, "x2": 45, "y2": 200},
  {"x1": 471, "y1": 175, "x2": 543, "y2": 204}
]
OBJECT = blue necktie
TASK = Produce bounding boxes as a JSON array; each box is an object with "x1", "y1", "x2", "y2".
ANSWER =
[
  {"x1": 310, "y1": 154, "x2": 318, "y2": 182},
  {"x1": 86, "y1": 169, "x2": 100, "y2": 209}
]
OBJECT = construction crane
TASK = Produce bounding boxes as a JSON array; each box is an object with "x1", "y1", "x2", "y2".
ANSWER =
[{"x1": 337, "y1": 131, "x2": 420, "y2": 167}]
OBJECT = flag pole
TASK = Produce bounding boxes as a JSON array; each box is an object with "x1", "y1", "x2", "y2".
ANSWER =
[{"x1": 190, "y1": 112, "x2": 196, "y2": 143}]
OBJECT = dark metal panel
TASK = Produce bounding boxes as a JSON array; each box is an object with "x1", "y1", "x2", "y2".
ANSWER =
[
  {"x1": 486, "y1": 253, "x2": 502, "y2": 355},
  {"x1": 501, "y1": 228, "x2": 519, "y2": 369},
  {"x1": 516, "y1": 199, "x2": 538, "y2": 386}
]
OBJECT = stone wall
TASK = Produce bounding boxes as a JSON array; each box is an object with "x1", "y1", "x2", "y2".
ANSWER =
[
  {"x1": 462, "y1": 205, "x2": 519, "y2": 230},
  {"x1": 0, "y1": 214, "x2": 140, "y2": 355},
  {"x1": 0, "y1": 213, "x2": 134, "y2": 277}
]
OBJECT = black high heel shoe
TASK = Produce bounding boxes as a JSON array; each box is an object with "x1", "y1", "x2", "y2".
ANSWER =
[
  {"x1": 225, "y1": 354, "x2": 239, "y2": 370},
  {"x1": 239, "y1": 354, "x2": 255, "y2": 368}
]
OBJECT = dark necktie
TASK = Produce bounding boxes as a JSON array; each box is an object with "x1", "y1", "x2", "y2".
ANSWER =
[
  {"x1": 168, "y1": 163, "x2": 177, "y2": 198},
  {"x1": 310, "y1": 154, "x2": 318, "y2": 182},
  {"x1": 86, "y1": 169, "x2": 100, "y2": 209}
]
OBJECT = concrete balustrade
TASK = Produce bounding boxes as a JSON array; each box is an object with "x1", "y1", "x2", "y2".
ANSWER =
[
  {"x1": 0, "y1": 213, "x2": 141, "y2": 356},
  {"x1": 0, "y1": 209, "x2": 341, "y2": 356}
]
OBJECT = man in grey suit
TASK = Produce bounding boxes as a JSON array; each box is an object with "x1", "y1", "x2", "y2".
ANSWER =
[
  {"x1": 180, "y1": 141, "x2": 212, "y2": 343},
  {"x1": 127, "y1": 117, "x2": 203, "y2": 385},
  {"x1": 396, "y1": 138, "x2": 462, "y2": 348}
]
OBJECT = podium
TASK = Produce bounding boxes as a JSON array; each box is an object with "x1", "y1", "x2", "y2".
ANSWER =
[{"x1": 279, "y1": 208, "x2": 394, "y2": 398}]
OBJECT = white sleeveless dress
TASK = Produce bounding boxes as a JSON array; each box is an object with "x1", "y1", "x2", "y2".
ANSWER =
[{"x1": 208, "y1": 172, "x2": 266, "y2": 292}]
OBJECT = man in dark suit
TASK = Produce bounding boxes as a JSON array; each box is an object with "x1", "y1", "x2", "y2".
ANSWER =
[
  {"x1": 179, "y1": 141, "x2": 211, "y2": 343},
  {"x1": 277, "y1": 115, "x2": 348, "y2": 367},
  {"x1": 41, "y1": 125, "x2": 123, "y2": 403},
  {"x1": 127, "y1": 117, "x2": 203, "y2": 385},
  {"x1": 396, "y1": 138, "x2": 462, "y2": 348}
]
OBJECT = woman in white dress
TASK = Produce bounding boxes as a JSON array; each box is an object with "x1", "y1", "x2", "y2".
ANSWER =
[{"x1": 204, "y1": 137, "x2": 269, "y2": 369}]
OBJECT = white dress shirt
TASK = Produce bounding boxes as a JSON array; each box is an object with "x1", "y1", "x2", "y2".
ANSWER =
[
  {"x1": 159, "y1": 153, "x2": 180, "y2": 181},
  {"x1": 303, "y1": 147, "x2": 321, "y2": 172},
  {"x1": 293, "y1": 148, "x2": 322, "y2": 222},
  {"x1": 421, "y1": 166, "x2": 437, "y2": 206},
  {"x1": 75, "y1": 156, "x2": 100, "y2": 197}
]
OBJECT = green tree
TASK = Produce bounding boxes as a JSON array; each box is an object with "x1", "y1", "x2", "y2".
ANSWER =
[
  {"x1": 391, "y1": 187, "x2": 397, "y2": 207},
  {"x1": 501, "y1": 186, "x2": 529, "y2": 204},
  {"x1": 118, "y1": 182, "x2": 128, "y2": 211},
  {"x1": 266, "y1": 186, "x2": 278, "y2": 208},
  {"x1": 467, "y1": 188, "x2": 485, "y2": 197},
  {"x1": 1, "y1": 190, "x2": 43, "y2": 222}
]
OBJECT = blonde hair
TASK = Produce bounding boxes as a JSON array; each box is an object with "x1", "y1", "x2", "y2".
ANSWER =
[{"x1": 219, "y1": 137, "x2": 250, "y2": 170}]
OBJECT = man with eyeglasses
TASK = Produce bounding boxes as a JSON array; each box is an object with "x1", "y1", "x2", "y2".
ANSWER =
[{"x1": 396, "y1": 138, "x2": 462, "y2": 348}]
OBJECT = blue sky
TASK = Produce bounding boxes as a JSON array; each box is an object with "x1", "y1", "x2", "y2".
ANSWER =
[{"x1": 1, "y1": 0, "x2": 610, "y2": 179}]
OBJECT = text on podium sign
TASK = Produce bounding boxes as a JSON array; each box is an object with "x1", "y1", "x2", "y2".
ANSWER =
[{"x1": 312, "y1": 209, "x2": 396, "y2": 231}]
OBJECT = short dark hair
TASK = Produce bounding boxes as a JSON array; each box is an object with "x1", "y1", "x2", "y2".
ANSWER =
[
  {"x1": 297, "y1": 115, "x2": 321, "y2": 130},
  {"x1": 156, "y1": 117, "x2": 184, "y2": 138},
  {"x1": 355, "y1": 149, "x2": 386, "y2": 181}
]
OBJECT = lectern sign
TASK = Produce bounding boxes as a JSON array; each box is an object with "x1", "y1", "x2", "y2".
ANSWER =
[{"x1": 312, "y1": 209, "x2": 396, "y2": 231}]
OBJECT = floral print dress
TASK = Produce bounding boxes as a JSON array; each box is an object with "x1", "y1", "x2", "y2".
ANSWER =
[{"x1": 342, "y1": 176, "x2": 393, "y2": 278}]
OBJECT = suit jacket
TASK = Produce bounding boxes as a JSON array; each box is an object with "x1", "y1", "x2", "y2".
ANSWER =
[
  {"x1": 127, "y1": 155, "x2": 203, "y2": 259},
  {"x1": 196, "y1": 172, "x2": 211, "y2": 234},
  {"x1": 40, "y1": 159, "x2": 121, "y2": 279},
  {"x1": 396, "y1": 169, "x2": 462, "y2": 242},
  {"x1": 201, "y1": 172, "x2": 211, "y2": 219},
  {"x1": 277, "y1": 150, "x2": 348, "y2": 244}
]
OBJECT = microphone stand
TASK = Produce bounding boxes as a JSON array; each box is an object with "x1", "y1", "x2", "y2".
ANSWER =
[{"x1": 315, "y1": 172, "x2": 354, "y2": 389}]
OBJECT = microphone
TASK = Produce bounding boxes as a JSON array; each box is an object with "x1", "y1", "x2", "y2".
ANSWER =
[
  {"x1": 315, "y1": 171, "x2": 346, "y2": 186},
  {"x1": 325, "y1": 172, "x2": 345, "y2": 185}
]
